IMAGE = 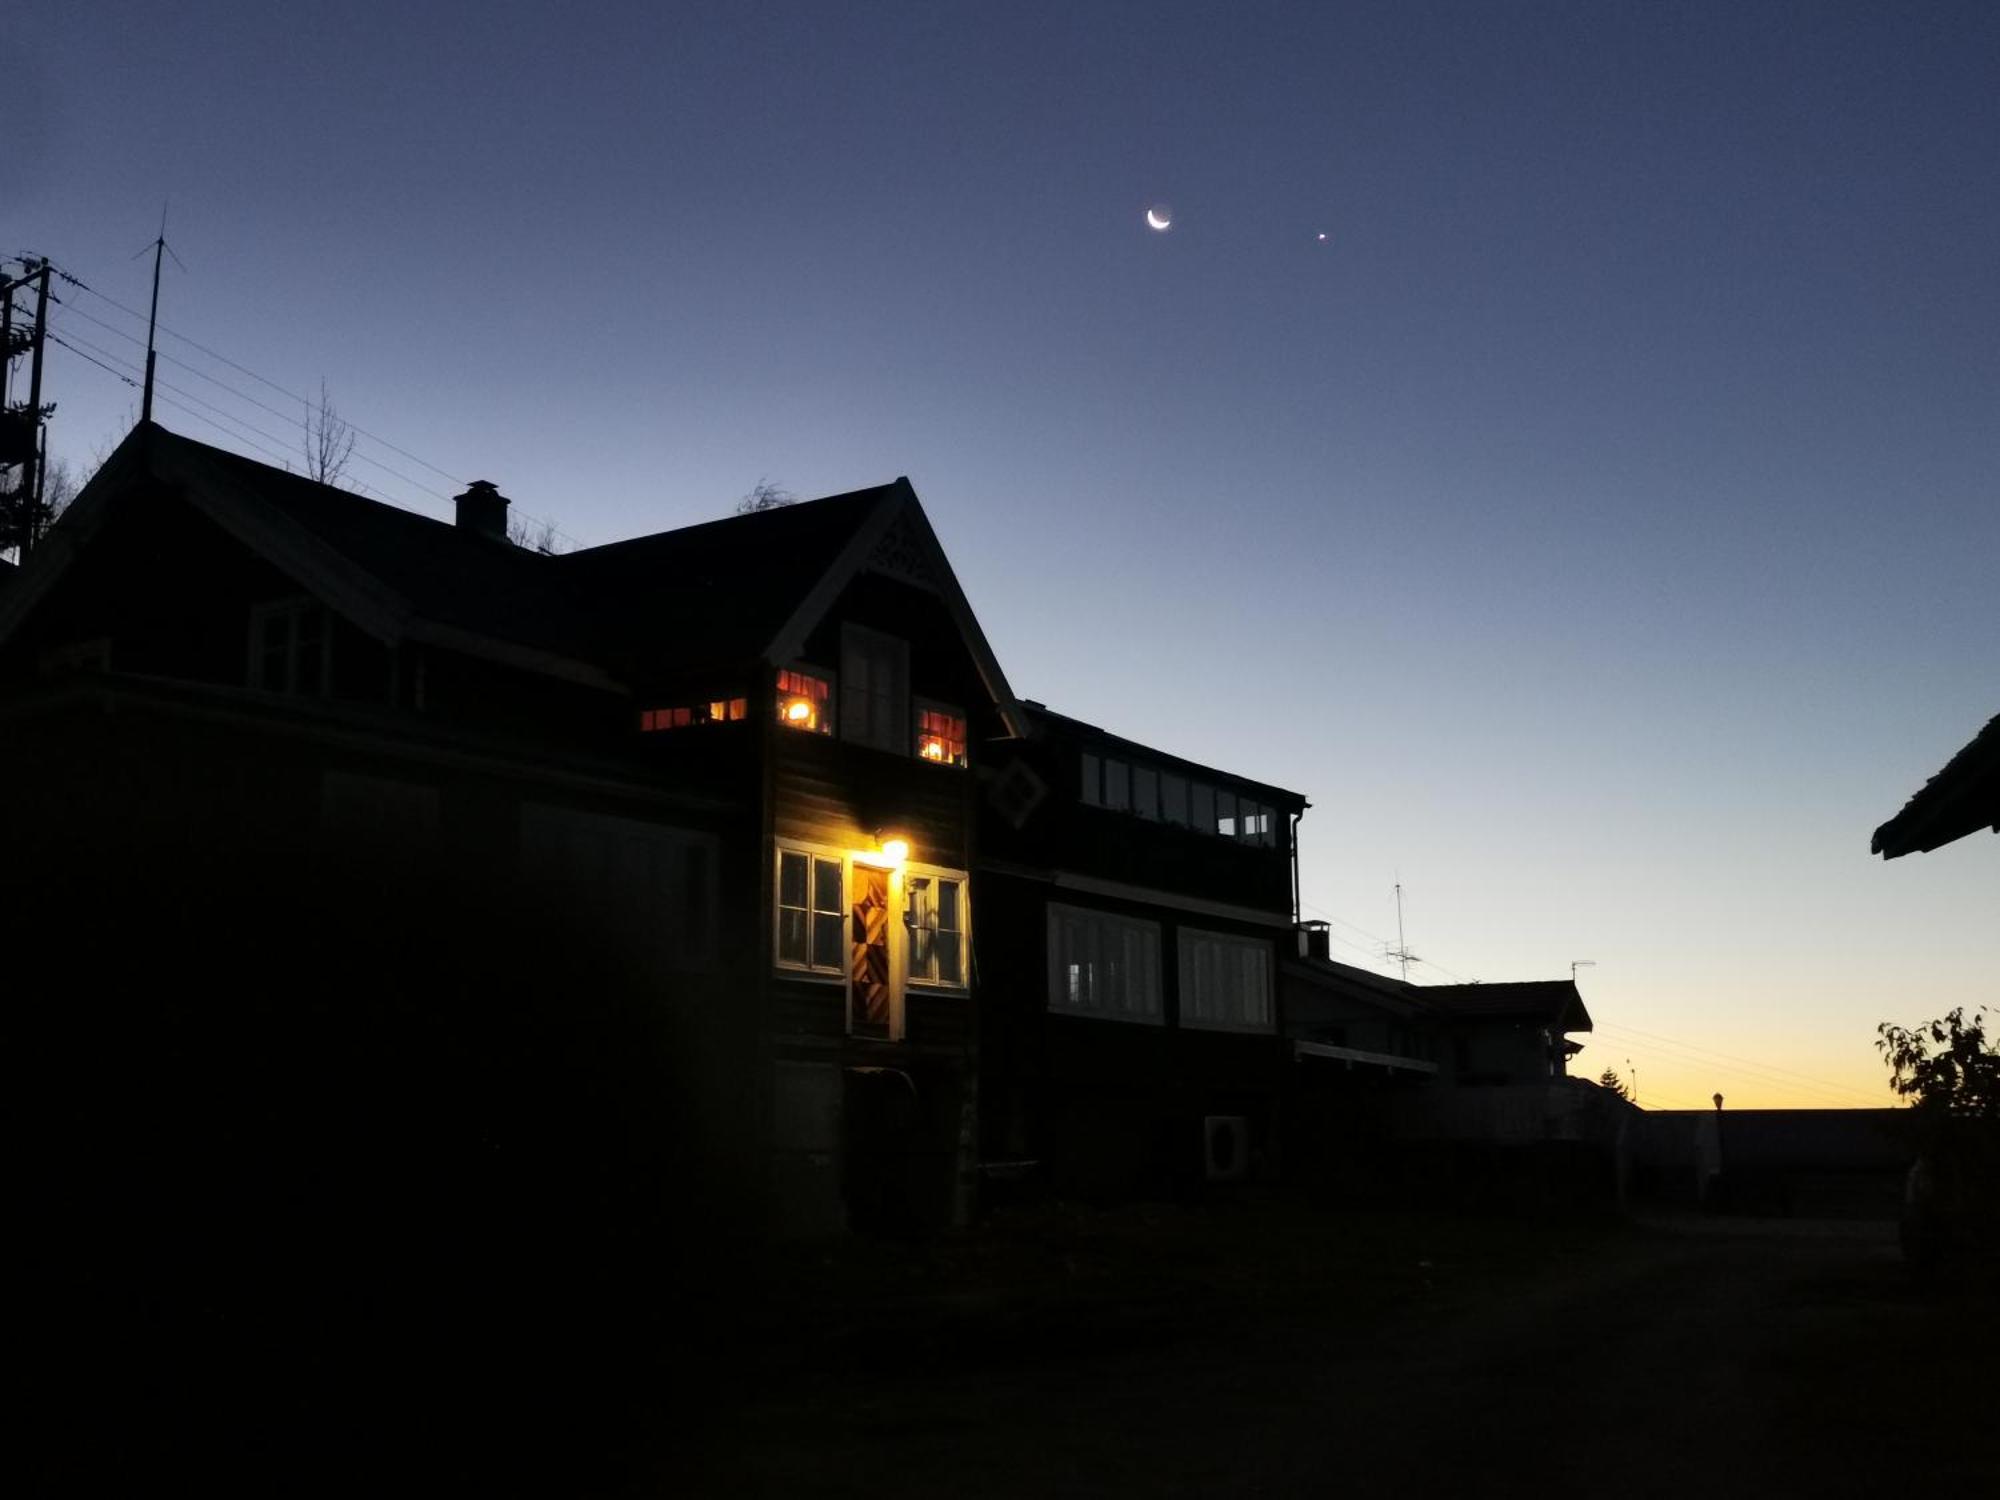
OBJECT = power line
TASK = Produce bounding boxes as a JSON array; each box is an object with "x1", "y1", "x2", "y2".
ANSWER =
[
  {"x1": 54, "y1": 261, "x2": 469, "y2": 486},
  {"x1": 1594, "y1": 1023, "x2": 1883, "y2": 1108},
  {"x1": 1595, "y1": 1029, "x2": 1882, "y2": 1110}
]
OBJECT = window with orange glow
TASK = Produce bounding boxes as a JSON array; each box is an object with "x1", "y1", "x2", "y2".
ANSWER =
[
  {"x1": 776, "y1": 668, "x2": 832, "y2": 734},
  {"x1": 639, "y1": 697, "x2": 747, "y2": 732},
  {"x1": 914, "y1": 703, "x2": 968, "y2": 767}
]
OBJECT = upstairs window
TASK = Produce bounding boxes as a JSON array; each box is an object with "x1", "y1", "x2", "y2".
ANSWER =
[
  {"x1": 905, "y1": 872, "x2": 966, "y2": 986},
  {"x1": 776, "y1": 668, "x2": 832, "y2": 734},
  {"x1": 840, "y1": 624, "x2": 909, "y2": 753},
  {"x1": 250, "y1": 599, "x2": 329, "y2": 696},
  {"x1": 915, "y1": 703, "x2": 968, "y2": 767},
  {"x1": 642, "y1": 697, "x2": 747, "y2": 732}
]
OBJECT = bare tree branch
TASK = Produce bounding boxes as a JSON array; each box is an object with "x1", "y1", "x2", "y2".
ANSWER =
[
  {"x1": 735, "y1": 477, "x2": 796, "y2": 514},
  {"x1": 303, "y1": 379, "x2": 356, "y2": 487}
]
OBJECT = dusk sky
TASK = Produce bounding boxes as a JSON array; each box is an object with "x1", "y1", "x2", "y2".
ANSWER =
[{"x1": 12, "y1": 2, "x2": 1996, "y2": 1109}]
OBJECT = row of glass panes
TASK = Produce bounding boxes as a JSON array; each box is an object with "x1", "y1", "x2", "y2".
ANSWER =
[
  {"x1": 1078, "y1": 752, "x2": 1279, "y2": 847},
  {"x1": 639, "y1": 697, "x2": 749, "y2": 732}
]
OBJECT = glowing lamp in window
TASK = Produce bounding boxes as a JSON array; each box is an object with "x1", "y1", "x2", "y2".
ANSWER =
[
  {"x1": 775, "y1": 668, "x2": 832, "y2": 733},
  {"x1": 915, "y1": 704, "x2": 967, "y2": 766}
]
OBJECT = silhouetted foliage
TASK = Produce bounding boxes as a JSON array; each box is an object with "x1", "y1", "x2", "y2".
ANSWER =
[
  {"x1": 1879, "y1": 1007, "x2": 1998, "y2": 1124},
  {"x1": 736, "y1": 476, "x2": 796, "y2": 514},
  {"x1": 1597, "y1": 1067, "x2": 1631, "y2": 1102}
]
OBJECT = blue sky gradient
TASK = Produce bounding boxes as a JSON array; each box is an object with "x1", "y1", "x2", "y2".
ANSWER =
[{"x1": 14, "y1": 2, "x2": 1997, "y2": 1107}]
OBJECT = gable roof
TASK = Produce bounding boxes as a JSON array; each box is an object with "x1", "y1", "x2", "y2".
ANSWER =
[
  {"x1": 1423, "y1": 980, "x2": 1593, "y2": 1033},
  {"x1": 1872, "y1": 711, "x2": 2000, "y2": 858},
  {"x1": 0, "y1": 423, "x2": 1028, "y2": 732}
]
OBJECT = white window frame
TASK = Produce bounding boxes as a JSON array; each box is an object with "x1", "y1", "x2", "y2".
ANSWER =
[
  {"x1": 1177, "y1": 927, "x2": 1275, "y2": 1034},
  {"x1": 1047, "y1": 902, "x2": 1163, "y2": 1026},
  {"x1": 902, "y1": 862, "x2": 970, "y2": 992},
  {"x1": 839, "y1": 623, "x2": 909, "y2": 754},
  {"x1": 773, "y1": 839, "x2": 848, "y2": 979}
]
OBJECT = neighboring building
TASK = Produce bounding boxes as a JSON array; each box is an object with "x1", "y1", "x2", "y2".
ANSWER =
[
  {"x1": 0, "y1": 421, "x2": 1026, "y2": 1240},
  {"x1": 975, "y1": 704, "x2": 1309, "y2": 1196},
  {"x1": 1873, "y1": 711, "x2": 2000, "y2": 857}
]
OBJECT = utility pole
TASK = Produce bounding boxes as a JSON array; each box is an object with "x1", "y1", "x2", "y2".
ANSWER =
[{"x1": 1, "y1": 256, "x2": 55, "y2": 560}]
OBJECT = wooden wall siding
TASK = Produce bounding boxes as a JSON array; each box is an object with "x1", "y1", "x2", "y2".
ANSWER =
[
  {"x1": 770, "y1": 726, "x2": 974, "y2": 865},
  {"x1": 905, "y1": 991, "x2": 974, "y2": 1050},
  {"x1": 770, "y1": 977, "x2": 848, "y2": 1041}
]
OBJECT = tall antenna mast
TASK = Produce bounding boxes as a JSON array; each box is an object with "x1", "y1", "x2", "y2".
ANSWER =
[
  {"x1": 140, "y1": 206, "x2": 183, "y2": 425},
  {"x1": 1385, "y1": 880, "x2": 1420, "y2": 982}
]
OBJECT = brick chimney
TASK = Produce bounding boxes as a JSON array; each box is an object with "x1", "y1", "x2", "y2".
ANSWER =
[{"x1": 453, "y1": 480, "x2": 509, "y2": 541}]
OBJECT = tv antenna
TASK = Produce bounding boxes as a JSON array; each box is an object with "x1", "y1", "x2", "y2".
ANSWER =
[
  {"x1": 137, "y1": 204, "x2": 186, "y2": 425},
  {"x1": 1571, "y1": 959, "x2": 1596, "y2": 983},
  {"x1": 1384, "y1": 880, "x2": 1420, "y2": 982}
]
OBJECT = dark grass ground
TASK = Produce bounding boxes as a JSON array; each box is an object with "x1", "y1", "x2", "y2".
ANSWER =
[{"x1": 650, "y1": 1195, "x2": 1998, "y2": 1499}]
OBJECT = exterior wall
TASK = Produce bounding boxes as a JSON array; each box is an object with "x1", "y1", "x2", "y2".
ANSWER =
[{"x1": 761, "y1": 581, "x2": 985, "y2": 1235}]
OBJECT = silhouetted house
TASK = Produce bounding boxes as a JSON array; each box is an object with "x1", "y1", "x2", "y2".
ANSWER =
[
  {"x1": 1281, "y1": 934, "x2": 1443, "y2": 1188},
  {"x1": 975, "y1": 704, "x2": 1308, "y2": 1195},
  {"x1": 0, "y1": 421, "x2": 1025, "y2": 1244},
  {"x1": 1424, "y1": 979, "x2": 1593, "y2": 1086},
  {"x1": 1872, "y1": 711, "x2": 2000, "y2": 857}
]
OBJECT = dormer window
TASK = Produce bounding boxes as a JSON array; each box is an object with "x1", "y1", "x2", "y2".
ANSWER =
[
  {"x1": 915, "y1": 702, "x2": 967, "y2": 767},
  {"x1": 776, "y1": 668, "x2": 832, "y2": 733},
  {"x1": 249, "y1": 598, "x2": 329, "y2": 696},
  {"x1": 840, "y1": 624, "x2": 908, "y2": 753}
]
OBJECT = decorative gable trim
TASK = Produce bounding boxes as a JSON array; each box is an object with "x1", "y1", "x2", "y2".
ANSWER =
[{"x1": 762, "y1": 478, "x2": 1028, "y2": 739}]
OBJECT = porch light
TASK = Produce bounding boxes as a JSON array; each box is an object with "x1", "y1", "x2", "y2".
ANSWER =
[{"x1": 856, "y1": 834, "x2": 910, "y2": 869}]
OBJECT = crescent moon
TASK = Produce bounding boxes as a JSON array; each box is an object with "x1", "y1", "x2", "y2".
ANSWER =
[{"x1": 1146, "y1": 207, "x2": 1172, "y2": 232}]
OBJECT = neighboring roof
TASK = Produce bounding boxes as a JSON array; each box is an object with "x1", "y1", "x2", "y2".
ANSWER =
[
  {"x1": 1872, "y1": 711, "x2": 2000, "y2": 858},
  {"x1": 1282, "y1": 953, "x2": 1437, "y2": 1017},
  {"x1": 0, "y1": 423, "x2": 1027, "y2": 732},
  {"x1": 1423, "y1": 980, "x2": 1593, "y2": 1033},
  {"x1": 1022, "y1": 702, "x2": 1309, "y2": 810}
]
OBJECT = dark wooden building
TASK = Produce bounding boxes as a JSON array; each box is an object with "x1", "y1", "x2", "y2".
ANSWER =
[
  {"x1": 975, "y1": 704, "x2": 1309, "y2": 1196},
  {"x1": 0, "y1": 421, "x2": 1028, "y2": 1249}
]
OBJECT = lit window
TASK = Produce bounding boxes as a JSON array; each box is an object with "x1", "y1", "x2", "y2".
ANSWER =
[
  {"x1": 840, "y1": 624, "x2": 909, "y2": 753},
  {"x1": 776, "y1": 846, "x2": 845, "y2": 972},
  {"x1": 249, "y1": 598, "x2": 330, "y2": 696},
  {"x1": 906, "y1": 874, "x2": 966, "y2": 986},
  {"x1": 776, "y1": 668, "x2": 832, "y2": 733},
  {"x1": 914, "y1": 703, "x2": 968, "y2": 766},
  {"x1": 1178, "y1": 928, "x2": 1274, "y2": 1033},
  {"x1": 641, "y1": 697, "x2": 747, "y2": 732},
  {"x1": 1215, "y1": 788, "x2": 1238, "y2": 837},
  {"x1": 1047, "y1": 903, "x2": 1162, "y2": 1025}
]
